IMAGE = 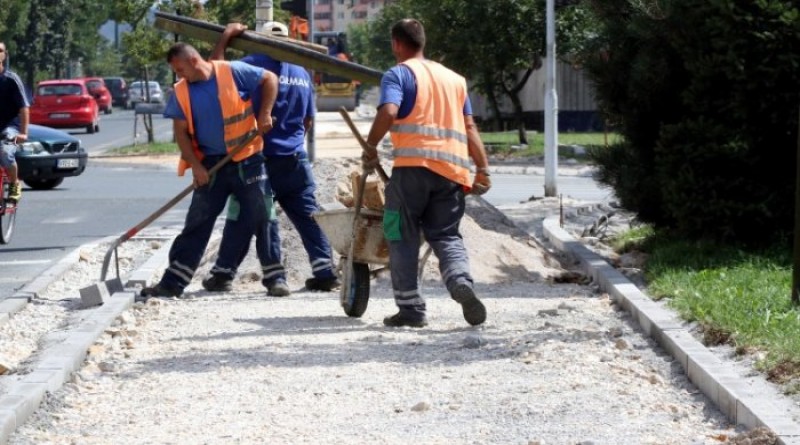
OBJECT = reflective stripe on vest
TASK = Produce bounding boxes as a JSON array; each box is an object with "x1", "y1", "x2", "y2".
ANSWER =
[
  {"x1": 390, "y1": 58, "x2": 471, "y2": 187},
  {"x1": 174, "y1": 61, "x2": 263, "y2": 176}
]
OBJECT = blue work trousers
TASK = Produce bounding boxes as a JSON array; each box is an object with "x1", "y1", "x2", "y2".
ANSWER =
[
  {"x1": 159, "y1": 154, "x2": 267, "y2": 291},
  {"x1": 214, "y1": 152, "x2": 335, "y2": 285},
  {"x1": 383, "y1": 167, "x2": 473, "y2": 318}
]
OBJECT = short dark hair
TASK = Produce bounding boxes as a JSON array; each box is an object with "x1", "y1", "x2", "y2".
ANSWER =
[
  {"x1": 166, "y1": 42, "x2": 199, "y2": 63},
  {"x1": 391, "y1": 19, "x2": 425, "y2": 52}
]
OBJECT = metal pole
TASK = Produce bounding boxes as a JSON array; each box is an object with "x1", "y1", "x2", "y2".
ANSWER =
[
  {"x1": 543, "y1": 0, "x2": 559, "y2": 197},
  {"x1": 255, "y1": 0, "x2": 274, "y2": 34},
  {"x1": 307, "y1": 0, "x2": 316, "y2": 162},
  {"x1": 793, "y1": 103, "x2": 800, "y2": 304}
]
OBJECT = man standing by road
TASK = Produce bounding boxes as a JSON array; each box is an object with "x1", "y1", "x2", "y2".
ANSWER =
[
  {"x1": 363, "y1": 19, "x2": 492, "y2": 328},
  {"x1": 139, "y1": 42, "x2": 278, "y2": 299},
  {"x1": 201, "y1": 23, "x2": 340, "y2": 297},
  {"x1": 0, "y1": 41, "x2": 28, "y2": 202}
]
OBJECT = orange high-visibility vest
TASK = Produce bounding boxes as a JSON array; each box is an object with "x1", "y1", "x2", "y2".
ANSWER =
[
  {"x1": 390, "y1": 58, "x2": 471, "y2": 188},
  {"x1": 173, "y1": 61, "x2": 263, "y2": 176}
]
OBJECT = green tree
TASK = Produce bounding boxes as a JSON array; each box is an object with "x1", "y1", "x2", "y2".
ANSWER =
[
  {"x1": 350, "y1": 0, "x2": 593, "y2": 143},
  {"x1": 582, "y1": 0, "x2": 800, "y2": 243}
]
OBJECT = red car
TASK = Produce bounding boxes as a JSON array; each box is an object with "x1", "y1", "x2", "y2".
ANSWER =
[
  {"x1": 30, "y1": 80, "x2": 100, "y2": 134},
  {"x1": 82, "y1": 77, "x2": 113, "y2": 114}
]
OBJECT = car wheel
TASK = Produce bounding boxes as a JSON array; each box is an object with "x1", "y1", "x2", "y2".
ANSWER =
[
  {"x1": 105, "y1": 107, "x2": 112, "y2": 115},
  {"x1": 94, "y1": 122, "x2": 100, "y2": 133},
  {"x1": 24, "y1": 178, "x2": 64, "y2": 190},
  {"x1": 86, "y1": 123, "x2": 96, "y2": 134}
]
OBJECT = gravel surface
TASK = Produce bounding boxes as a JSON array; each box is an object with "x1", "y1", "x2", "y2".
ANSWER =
[{"x1": 4, "y1": 157, "x2": 782, "y2": 444}]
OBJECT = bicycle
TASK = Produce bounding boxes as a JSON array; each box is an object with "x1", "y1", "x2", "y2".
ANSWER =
[{"x1": 0, "y1": 136, "x2": 18, "y2": 244}]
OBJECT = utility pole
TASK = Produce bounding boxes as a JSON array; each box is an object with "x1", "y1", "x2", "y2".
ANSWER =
[
  {"x1": 793, "y1": 103, "x2": 800, "y2": 304},
  {"x1": 543, "y1": 0, "x2": 559, "y2": 197}
]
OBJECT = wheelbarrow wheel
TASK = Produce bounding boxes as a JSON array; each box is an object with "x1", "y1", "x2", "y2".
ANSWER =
[{"x1": 342, "y1": 262, "x2": 370, "y2": 318}]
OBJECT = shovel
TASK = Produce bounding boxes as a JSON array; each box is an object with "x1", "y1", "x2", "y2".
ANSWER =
[{"x1": 78, "y1": 131, "x2": 261, "y2": 308}]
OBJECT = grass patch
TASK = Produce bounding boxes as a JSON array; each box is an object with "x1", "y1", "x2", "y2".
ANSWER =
[
  {"x1": 107, "y1": 142, "x2": 179, "y2": 156},
  {"x1": 620, "y1": 229, "x2": 800, "y2": 383},
  {"x1": 481, "y1": 131, "x2": 621, "y2": 160}
]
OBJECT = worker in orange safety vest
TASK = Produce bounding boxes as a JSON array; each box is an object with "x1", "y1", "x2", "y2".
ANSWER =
[
  {"x1": 139, "y1": 42, "x2": 278, "y2": 300},
  {"x1": 363, "y1": 19, "x2": 492, "y2": 328}
]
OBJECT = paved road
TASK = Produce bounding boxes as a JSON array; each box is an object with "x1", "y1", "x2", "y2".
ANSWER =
[
  {"x1": 0, "y1": 104, "x2": 188, "y2": 299},
  {"x1": 59, "y1": 107, "x2": 173, "y2": 155},
  {"x1": 484, "y1": 172, "x2": 614, "y2": 206}
]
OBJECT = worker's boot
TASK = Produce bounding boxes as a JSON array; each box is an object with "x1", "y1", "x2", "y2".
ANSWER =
[
  {"x1": 450, "y1": 283, "x2": 486, "y2": 326},
  {"x1": 383, "y1": 312, "x2": 428, "y2": 328},
  {"x1": 202, "y1": 273, "x2": 233, "y2": 292},
  {"x1": 137, "y1": 283, "x2": 183, "y2": 302},
  {"x1": 305, "y1": 276, "x2": 341, "y2": 292},
  {"x1": 265, "y1": 278, "x2": 291, "y2": 297}
]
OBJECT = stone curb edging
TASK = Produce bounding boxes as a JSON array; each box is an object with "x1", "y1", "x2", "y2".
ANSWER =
[
  {"x1": 0, "y1": 291, "x2": 135, "y2": 444},
  {"x1": 542, "y1": 216, "x2": 800, "y2": 445},
  {"x1": 0, "y1": 235, "x2": 119, "y2": 329},
  {"x1": 0, "y1": 229, "x2": 222, "y2": 444}
]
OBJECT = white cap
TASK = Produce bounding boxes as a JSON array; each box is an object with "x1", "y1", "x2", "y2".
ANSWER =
[{"x1": 256, "y1": 21, "x2": 289, "y2": 37}]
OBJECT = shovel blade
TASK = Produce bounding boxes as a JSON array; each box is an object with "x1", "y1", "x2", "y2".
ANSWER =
[{"x1": 79, "y1": 278, "x2": 124, "y2": 309}]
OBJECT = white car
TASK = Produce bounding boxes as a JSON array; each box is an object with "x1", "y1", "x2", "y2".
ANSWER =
[{"x1": 128, "y1": 81, "x2": 163, "y2": 106}]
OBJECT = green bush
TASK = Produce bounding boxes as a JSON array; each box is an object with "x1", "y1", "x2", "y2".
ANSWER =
[{"x1": 582, "y1": 0, "x2": 800, "y2": 244}]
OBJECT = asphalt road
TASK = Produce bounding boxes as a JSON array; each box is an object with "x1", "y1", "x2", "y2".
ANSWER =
[
  {"x1": 60, "y1": 107, "x2": 174, "y2": 154},
  {"x1": 0, "y1": 107, "x2": 186, "y2": 298}
]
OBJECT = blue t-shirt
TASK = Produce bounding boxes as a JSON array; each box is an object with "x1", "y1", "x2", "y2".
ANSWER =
[
  {"x1": 164, "y1": 61, "x2": 266, "y2": 156},
  {"x1": 0, "y1": 68, "x2": 29, "y2": 130},
  {"x1": 378, "y1": 64, "x2": 472, "y2": 119},
  {"x1": 241, "y1": 54, "x2": 315, "y2": 156}
]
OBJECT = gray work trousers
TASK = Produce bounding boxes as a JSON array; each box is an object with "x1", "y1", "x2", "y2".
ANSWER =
[{"x1": 383, "y1": 167, "x2": 473, "y2": 317}]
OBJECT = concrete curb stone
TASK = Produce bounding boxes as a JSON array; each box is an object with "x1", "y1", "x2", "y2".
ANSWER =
[
  {"x1": 0, "y1": 292, "x2": 135, "y2": 444},
  {"x1": 0, "y1": 236, "x2": 118, "y2": 329},
  {"x1": 542, "y1": 215, "x2": 800, "y2": 445},
  {"x1": 0, "y1": 229, "x2": 222, "y2": 444}
]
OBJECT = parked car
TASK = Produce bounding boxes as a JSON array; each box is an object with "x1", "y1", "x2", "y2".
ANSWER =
[
  {"x1": 128, "y1": 81, "x2": 163, "y2": 106},
  {"x1": 82, "y1": 77, "x2": 113, "y2": 114},
  {"x1": 103, "y1": 76, "x2": 129, "y2": 109},
  {"x1": 29, "y1": 80, "x2": 100, "y2": 134},
  {"x1": 16, "y1": 124, "x2": 89, "y2": 190}
]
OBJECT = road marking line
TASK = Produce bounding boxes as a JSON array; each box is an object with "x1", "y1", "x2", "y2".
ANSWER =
[
  {"x1": 41, "y1": 217, "x2": 82, "y2": 224},
  {"x1": 0, "y1": 260, "x2": 52, "y2": 266}
]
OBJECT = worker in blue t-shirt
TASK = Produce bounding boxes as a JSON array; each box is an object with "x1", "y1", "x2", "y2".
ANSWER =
[
  {"x1": 202, "y1": 22, "x2": 340, "y2": 297},
  {"x1": 139, "y1": 42, "x2": 278, "y2": 300}
]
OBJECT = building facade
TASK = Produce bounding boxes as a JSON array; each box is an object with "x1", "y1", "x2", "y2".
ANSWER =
[{"x1": 313, "y1": 0, "x2": 395, "y2": 33}]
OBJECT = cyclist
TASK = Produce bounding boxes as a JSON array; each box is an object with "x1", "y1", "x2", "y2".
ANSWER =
[{"x1": 0, "y1": 41, "x2": 28, "y2": 202}]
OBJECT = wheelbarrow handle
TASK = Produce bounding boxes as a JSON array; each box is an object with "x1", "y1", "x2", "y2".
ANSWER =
[
  {"x1": 99, "y1": 131, "x2": 262, "y2": 281},
  {"x1": 338, "y1": 107, "x2": 389, "y2": 182}
]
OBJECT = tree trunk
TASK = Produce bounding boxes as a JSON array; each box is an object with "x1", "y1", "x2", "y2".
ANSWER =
[
  {"x1": 487, "y1": 90, "x2": 502, "y2": 132},
  {"x1": 509, "y1": 94, "x2": 528, "y2": 146},
  {"x1": 144, "y1": 66, "x2": 154, "y2": 143}
]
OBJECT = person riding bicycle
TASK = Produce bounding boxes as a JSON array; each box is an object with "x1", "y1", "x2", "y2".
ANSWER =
[{"x1": 0, "y1": 41, "x2": 28, "y2": 202}]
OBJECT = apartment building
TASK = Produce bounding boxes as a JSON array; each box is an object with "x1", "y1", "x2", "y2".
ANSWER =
[{"x1": 313, "y1": 0, "x2": 395, "y2": 33}]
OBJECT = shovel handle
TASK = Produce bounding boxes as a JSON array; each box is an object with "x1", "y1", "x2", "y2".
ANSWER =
[
  {"x1": 99, "y1": 131, "x2": 262, "y2": 281},
  {"x1": 337, "y1": 107, "x2": 389, "y2": 182}
]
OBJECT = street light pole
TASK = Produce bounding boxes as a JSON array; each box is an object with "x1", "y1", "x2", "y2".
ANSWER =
[
  {"x1": 544, "y1": 0, "x2": 559, "y2": 197},
  {"x1": 793, "y1": 103, "x2": 800, "y2": 304}
]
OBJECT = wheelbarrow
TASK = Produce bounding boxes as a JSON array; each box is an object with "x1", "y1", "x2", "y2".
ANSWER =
[
  {"x1": 313, "y1": 203, "x2": 388, "y2": 317},
  {"x1": 313, "y1": 108, "x2": 433, "y2": 317}
]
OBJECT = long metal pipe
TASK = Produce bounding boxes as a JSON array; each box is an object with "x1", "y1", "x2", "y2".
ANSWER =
[{"x1": 153, "y1": 11, "x2": 383, "y2": 85}]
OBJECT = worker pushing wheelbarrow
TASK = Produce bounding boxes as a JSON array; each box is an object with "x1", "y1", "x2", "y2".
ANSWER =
[{"x1": 314, "y1": 109, "x2": 432, "y2": 317}]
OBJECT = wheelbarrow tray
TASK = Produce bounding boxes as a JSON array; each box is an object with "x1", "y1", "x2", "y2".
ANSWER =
[{"x1": 313, "y1": 207, "x2": 389, "y2": 266}]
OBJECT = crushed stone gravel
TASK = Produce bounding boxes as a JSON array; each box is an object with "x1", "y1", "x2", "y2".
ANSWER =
[{"x1": 3, "y1": 157, "x2": 789, "y2": 444}]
